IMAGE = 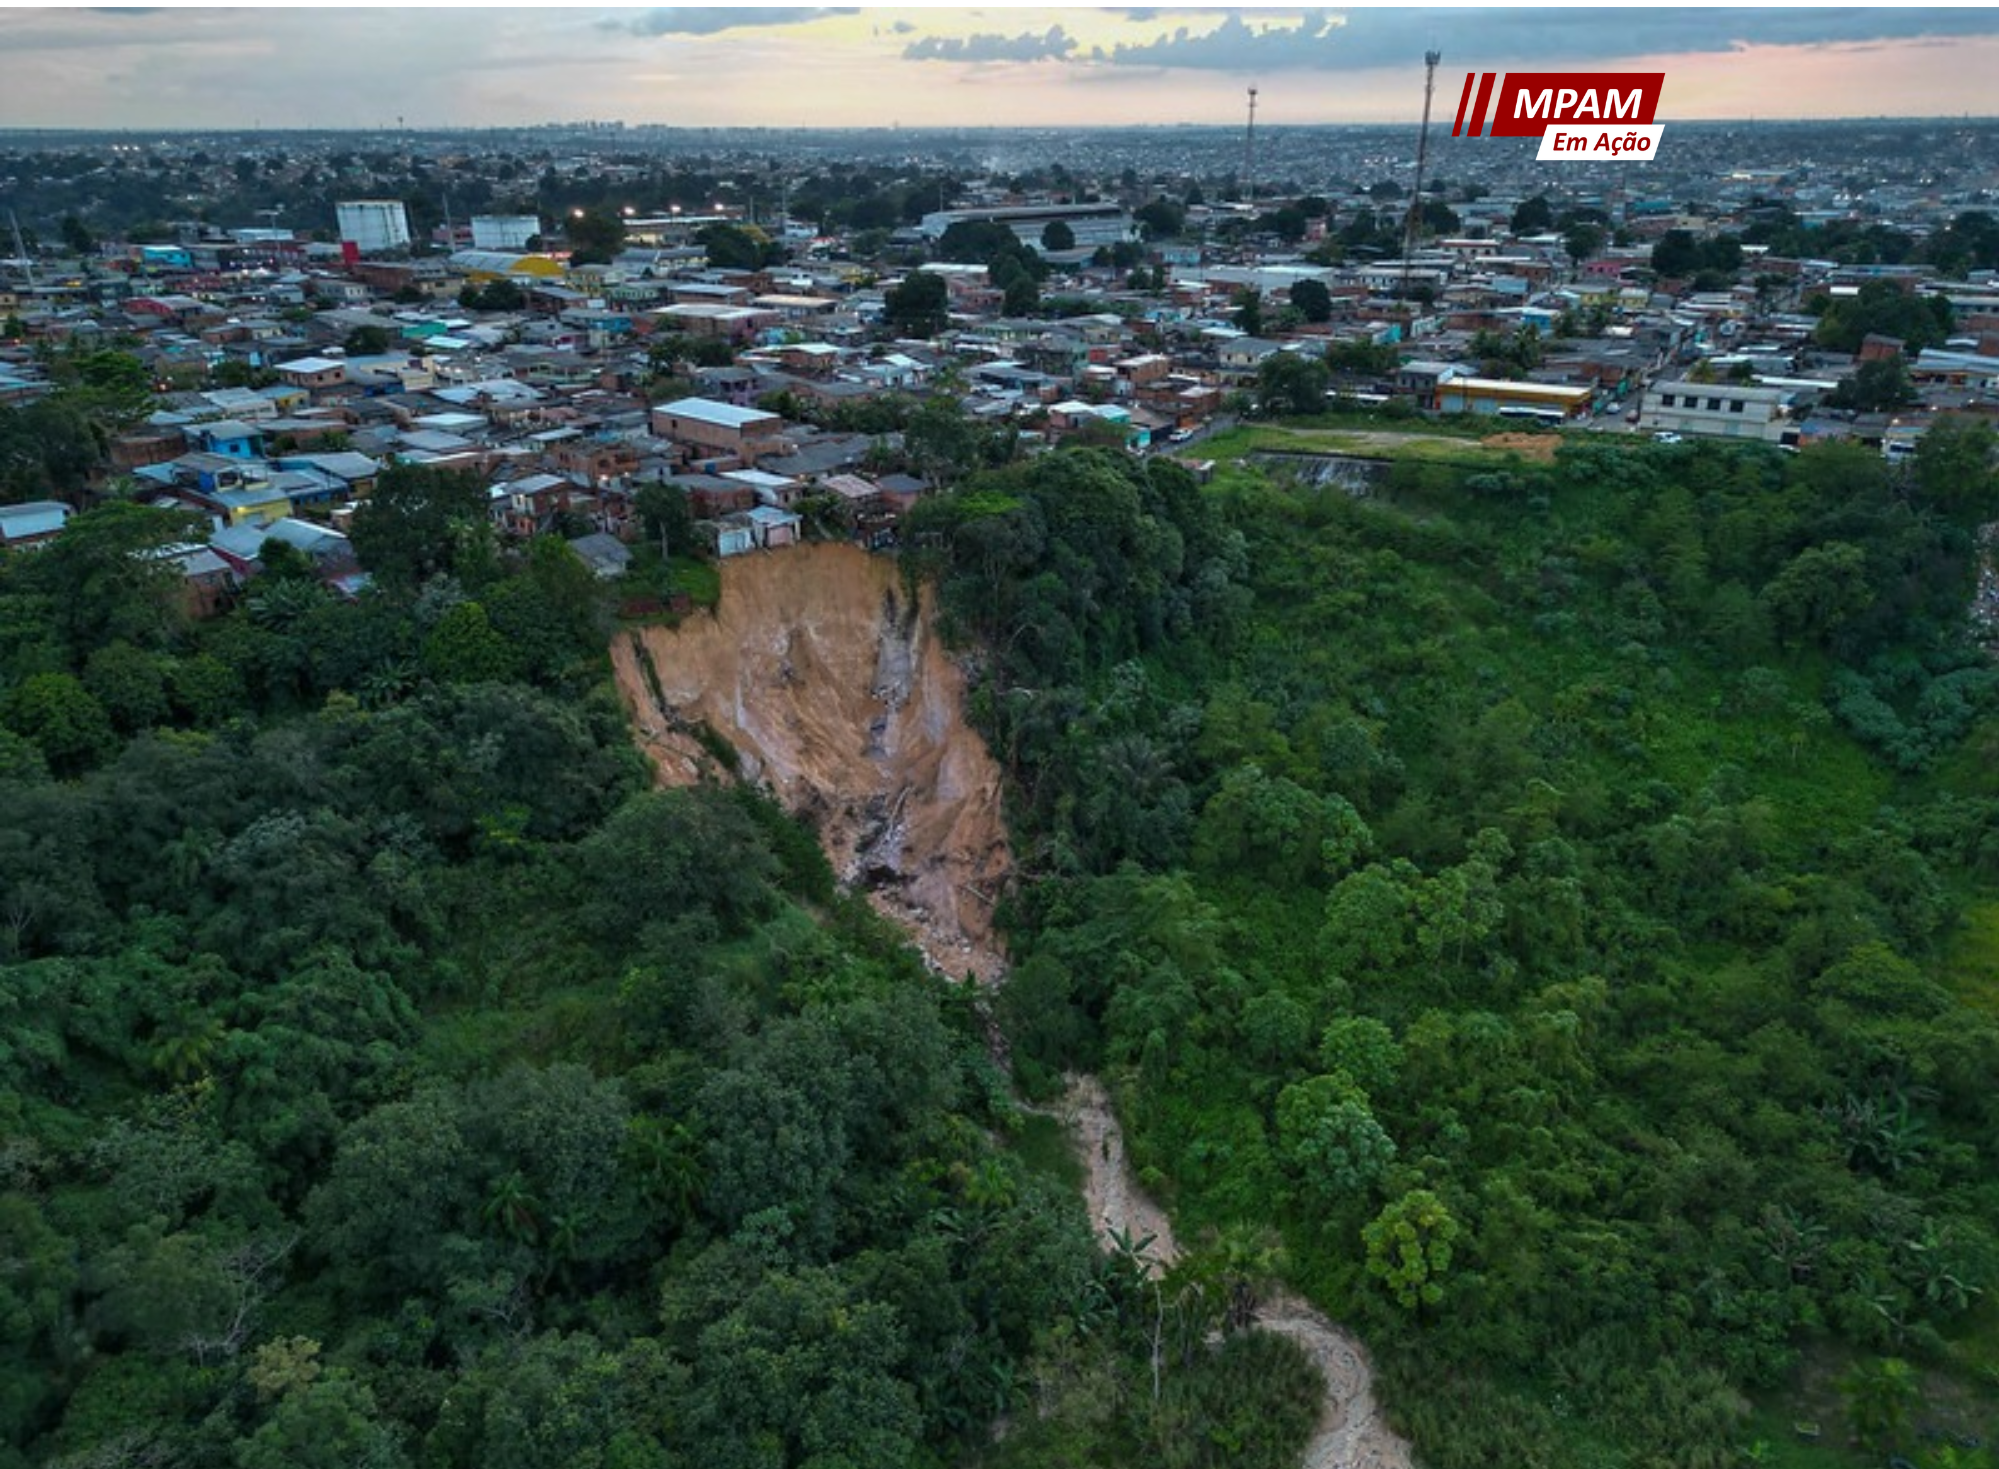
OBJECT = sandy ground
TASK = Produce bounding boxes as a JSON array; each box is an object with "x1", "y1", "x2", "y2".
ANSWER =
[
  {"x1": 1049, "y1": 1076, "x2": 1415, "y2": 1469},
  {"x1": 611, "y1": 543, "x2": 1012, "y2": 983},
  {"x1": 1478, "y1": 431, "x2": 1563, "y2": 461}
]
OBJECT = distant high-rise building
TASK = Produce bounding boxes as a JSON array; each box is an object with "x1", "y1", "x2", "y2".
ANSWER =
[
  {"x1": 336, "y1": 200, "x2": 412, "y2": 255},
  {"x1": 470, "y1": 214, "x2": 540, "y2": 250}
]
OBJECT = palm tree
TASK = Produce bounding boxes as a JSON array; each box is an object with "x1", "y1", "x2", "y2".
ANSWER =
[
  {"x1": 623, "y1": 1116, "x2": 703, "y2": 1225},
  {"x1": 483, "y1": 1171, "x2": 542, "y2": 1245},
  {"x1": 150, "y1": 1012, "x2": 225, "y2": 1083}
]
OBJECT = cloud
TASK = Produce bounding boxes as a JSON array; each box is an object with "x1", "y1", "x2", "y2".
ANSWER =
[
  {"x1": 1083, "y1": 8, "x2": 1999, "y2": 72},
  {"x1": 903, "y1": 24, "x2": 1079, "y2": 63},
  {"x1": 615, "y1": 7, "x2": 855, "y2": 38}
]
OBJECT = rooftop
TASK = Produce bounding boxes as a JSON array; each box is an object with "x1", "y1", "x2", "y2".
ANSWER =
[{"x1": 658, "y1": 397, "x2": 781, "y2": 430}]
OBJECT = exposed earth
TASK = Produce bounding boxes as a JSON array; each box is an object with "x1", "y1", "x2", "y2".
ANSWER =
[
  {"x1": 1050, "y1": 1075, "x2": 1416, "y2": 1469},
  {"x1": 612, "y1": 542, "x2": 1011, "y2": 982},
  {"x1": 615, "y1": 542, "x2": 1410, "y2": 1467}
]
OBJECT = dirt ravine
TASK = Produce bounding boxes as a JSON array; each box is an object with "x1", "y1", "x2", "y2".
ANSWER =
[
  {"x1": 611, "y1": 543, "x2": 1011, "y2": 982},
  {"x1": 611, "y1": 546, "x2": 1406, "y2": 1467},
  {"x1": 1053, "y1": 1075, "x2": 1415, "y2": 1469}
]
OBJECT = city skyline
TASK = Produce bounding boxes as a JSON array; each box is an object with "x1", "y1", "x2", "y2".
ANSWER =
[{"x1": 2, "y1": 6, "x2": 1998, "y2": 132}]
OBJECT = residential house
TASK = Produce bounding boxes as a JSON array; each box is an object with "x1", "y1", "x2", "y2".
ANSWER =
[
  {"x1": 652, "y1": 397, "x2": 786, "y2": 467},
  {"x1": 1216, "y1": 337, "x2": 1289, "y2": 381},
  {"x1": 722, "y1": 468, "x2": 804, "y2": 509},
  {"x1": 275, "y1": 355, "x2": 348, "y2": 393},
  {"x1": 184, "y1": 419, "x2": 265, "y2": 460},
  {"x1": 744, "y1": 504, "x2": 803, "y2": 549},
  {"x1": 159, "y1": 544, "x2": 241, "y2": 618},
  {"x1": 567, "y1": 531, "x2": 633, "y2": 580},
  {"x1": 209, "y1": 516, "x2": 357, "y2": 579},
  {"x1": 0, "y1": 500, "x2": 71, "y2": 550}
]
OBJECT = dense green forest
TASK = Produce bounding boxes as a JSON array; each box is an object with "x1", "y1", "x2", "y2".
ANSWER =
[
  {"x1": 915, "y1": 429, "x2": 1999, "y2": 1467},
  {"x1": 0, "y1": 444, "x2": 1325, "y2": 1468}
]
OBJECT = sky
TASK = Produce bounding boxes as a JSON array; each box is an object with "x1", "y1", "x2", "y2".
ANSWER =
[{"x1": 1, "y1": 5, "x2": 1997, "y2": 131}]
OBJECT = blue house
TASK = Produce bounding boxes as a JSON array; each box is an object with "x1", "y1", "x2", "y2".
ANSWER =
[{"x1": 184, "y1": 420, "x2": 265, "y2": 460}]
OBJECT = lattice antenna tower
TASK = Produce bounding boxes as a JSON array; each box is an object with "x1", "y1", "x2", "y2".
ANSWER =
[
  {"x1": 1400, "y1": 49, "x2": 1442, "y2": 302},
  {"x1": 1243, "y1": 87, "x2": 1259, "y2": 206}
]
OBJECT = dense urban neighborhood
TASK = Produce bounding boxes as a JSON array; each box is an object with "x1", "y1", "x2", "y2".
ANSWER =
[{"x1": 4, "y1": 118, "x2": 1998, "y2": 603}]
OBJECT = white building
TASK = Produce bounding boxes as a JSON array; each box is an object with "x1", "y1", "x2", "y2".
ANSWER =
[
  {"x1": 336, "y1": 200, "x2": 412, "y2": 256},
  {"x1": 1637, "y1": 379, "x2": 1795, "y2": 443},
  {"x1": 470, "y1": 214, "x2": 540, "y2": 250},
  {"x1": 917, "y1": 202, "x2": 1136, "y2": 252}
]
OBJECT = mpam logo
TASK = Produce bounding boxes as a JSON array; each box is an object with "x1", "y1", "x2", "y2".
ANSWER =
[{"x1": 1452, "y1": 71, "x2": 1666, "y2": 161}]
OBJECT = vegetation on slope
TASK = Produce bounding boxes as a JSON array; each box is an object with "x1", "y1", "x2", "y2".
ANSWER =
[
  {"x1": 0, "y1": 452, "x2": 1321, "y2": 1469},
  {"x1": 918, "y1": 428, "x2": 1999, "y2": 1467}
]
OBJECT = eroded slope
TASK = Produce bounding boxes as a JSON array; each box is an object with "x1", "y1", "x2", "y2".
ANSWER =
[{"x1": 613, "y1": 543, "x2": 1010, "y2": 980}]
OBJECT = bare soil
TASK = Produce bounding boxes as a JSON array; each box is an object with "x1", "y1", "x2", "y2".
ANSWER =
[
  {"x1": 612, "y1": 544, "x2": 1408, "y2": 1467},
  {"x1": 611, "y1": 543, "x2": 1012, "y2": 982},
  {"x1": 1479, "y1": 431, "x2": 1563, "y2": 461},
  {"x1": 1050, "y1": 1075, "x2": 1415, "y2": 1469}
]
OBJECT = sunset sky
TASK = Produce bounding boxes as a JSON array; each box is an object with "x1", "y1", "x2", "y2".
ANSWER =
[{"x1": 1, "y1": 6, "x2": 1996, "y2": 131}]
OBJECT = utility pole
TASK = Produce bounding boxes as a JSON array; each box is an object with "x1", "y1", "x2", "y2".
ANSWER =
[
  {"x1": 7, "y1": 209, "x2": 33, "y2": 289},
  {"x1": 1400, "y1": 50, "x2": 1441, "y2": 305},
  {"x1": 1242, "y1": 87, "x2": 1259, "y2": 207}
]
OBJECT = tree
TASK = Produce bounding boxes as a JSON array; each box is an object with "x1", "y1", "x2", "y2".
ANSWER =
[
  {"x1": 937, "y1": 217, "x2": 1021, "y2": 265},
  {"x1": 421, "y1": 602, "x2": 518, "y2": 684},
  {"x1": 1837, "y1": 1357, "x2": 1919, "y2": 1454},
  {"x1": 1000, "y1": 261, "x2": 1041, "y2": 317},
  {"x1": 635, "y1": 480, "x2": 695, "y2": 561},
  {"x1": 699, "y1": 221, "x2": 773, "y2": 270},
  {"x1": 1812, "y1": 279, "x2": 1954, "y2": 353},
  {"x1": 460, "y1": 276, "x2": 526, "y2": 312},
  {"x1": 1563, "y1": 223, "x2": 1605, "y2": 266},
  {"x1": 1363, "y1": 1189, "x2": 1461, "y2": 1313},
  {"x1": 348, "y1": 463, "x2": 492, "y2": 591},
  {"x1": 1275, "y1": 1074, "x2": 1396, "y2": 1206},
  {"x1": 343, "y1": 325, "x2": 392, "y2": 356},
  {"x1": 23, "y1": 501, "x2": 203, "y2": 658},
  {"x1": 1828, "y1": 356, "x2": 1917, "y2": 412},
  {"x1": 1, "y1": 672, "x2": 116, "y2": 775},
  {"x1": 236, "y1": 1368, "x2": 410, "y2": 1469},
  {"x1": 883, "y1": 271, "x2": 948, "y2": 338},
  {"x1": 1136, "y1": 197, "x2": 1185, "y2": 239},
  {"x1": 1650, "y1": 228, "x2": 1702, "y2": 279},
  {"x1": 904, "y1": 396, "x2": 982, "y2": 485},
  {"x1": 1418, "y1": 199, "x2": 1460, "y2": 237},
  {"x1": 1318, "y1": 1017, "x2": 1403, "y2": 1094},
  {"x1": 565, "y1": 208, "x2": 626, "y2": 266},
  {"x1": 1041, "y1": 219, "x2": 1076, "y2": 252},
  {"x1": 1326, "y1": 339, "x2": 1400, "y2": 380},
  {"x1": 1761, "y1": 541, "x2": 1874, "y2": 649},
  {"x1": 59, "y1": 214, "x2": 95, "y2": 256},
  {"x1": 1911, "y1": 414, "x2": 1999, "y2": 522},
  {"x1": 1233, "y1": 289, "x2": 1264, "y2": 337},
  {"x1": 1291, "y1": 278, "x2": 1332, "y2": 324},
  {"x1": 1253, "y1": 352, "x2": 1330, "y2": 419},
  {"x1": 1510, "y1": 195, "x2": 1555, "y2": 235},
  {"x1": 82, "y1": 641, "x2": 170, "y2": 732}
]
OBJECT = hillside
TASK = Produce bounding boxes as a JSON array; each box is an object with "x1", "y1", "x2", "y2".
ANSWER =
[
  {"x1": 912, "y1": 433, "x2": 1999, "y2": 1468},
  {"x1": 613, "y1": 543, "x2": 1011, "y2": 981}
]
